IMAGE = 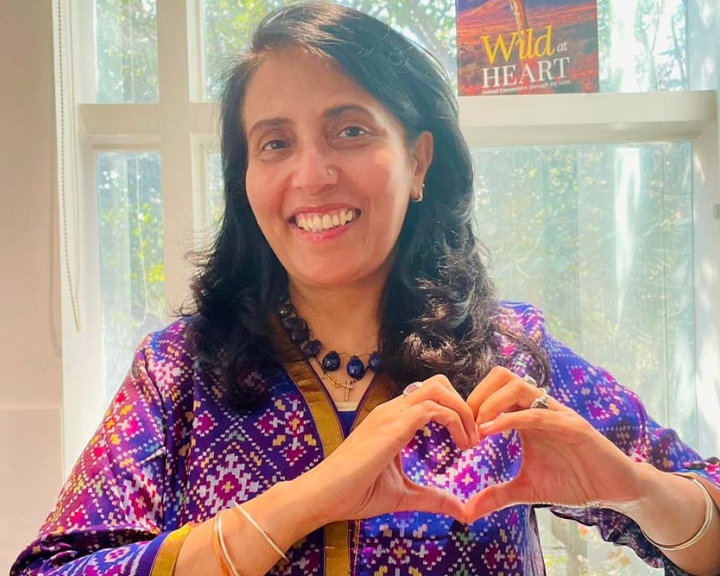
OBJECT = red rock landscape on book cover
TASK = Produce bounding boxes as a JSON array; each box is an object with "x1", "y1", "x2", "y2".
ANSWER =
[{"x1": 457, "y1": 0, "x2": 599, "y2": 95}]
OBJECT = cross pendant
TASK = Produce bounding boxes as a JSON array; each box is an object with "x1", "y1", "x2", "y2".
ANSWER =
[{"x1": 342, "y1": 380, "x2": 354, "y2": 401}]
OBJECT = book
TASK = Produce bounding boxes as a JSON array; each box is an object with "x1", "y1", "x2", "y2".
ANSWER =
[{"x1": 456, "y1": 0, "x2": 599, "y2": 95}]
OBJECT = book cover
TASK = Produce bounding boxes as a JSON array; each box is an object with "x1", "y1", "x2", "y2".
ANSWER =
[{"x1": 456, "y1": 0, "x2": 599, "y2": 95}]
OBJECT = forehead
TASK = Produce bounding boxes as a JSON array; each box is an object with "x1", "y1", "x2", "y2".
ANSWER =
[{"x1": 242, "y1": 48, "x2": 386, "y2": 128}]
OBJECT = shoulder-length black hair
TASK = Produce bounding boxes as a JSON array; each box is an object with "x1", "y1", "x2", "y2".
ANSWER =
[{"x1": 187, "y1": 2, "x2": 548, "y2": 412}]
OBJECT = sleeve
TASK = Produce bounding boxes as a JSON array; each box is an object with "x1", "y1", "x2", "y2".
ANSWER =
[
  {"x1": 10, "y1": 336, "x2": 192, "y2": 576},
  {"x1": 521, "y1": 305, "x2": 720, "y2": 574}
]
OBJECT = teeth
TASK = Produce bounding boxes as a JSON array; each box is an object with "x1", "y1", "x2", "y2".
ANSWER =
[{"x1": 295, "y1": 209, "x2": 356, "y2": 232}]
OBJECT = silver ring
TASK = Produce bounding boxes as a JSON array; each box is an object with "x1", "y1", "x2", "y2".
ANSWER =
[
  {"x1": 402, "y1": 381, "x2": 424, "y2": 397},
  {"x1": 530, "y1": 387, "x2": 551, "y2": 409},
  {"x1": 522, "y1": 375, "x2": 538, "y2": 387}
]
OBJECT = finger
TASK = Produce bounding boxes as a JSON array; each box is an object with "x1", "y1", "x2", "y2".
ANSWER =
[
  {"x1": 474, "y1": 378, "x2": 547, "y2": 424},
  {"x1": 403, "y1": 376, "x2": 479, "y2": 445},
  {"x1": 400, "y1": 481, "x2": 467, "y2": 524},
  {"x1": 478, "y1": 405, "x2": 573, "y2": 437},
  {"x1": 465, "y1": 481, "x2": 519, "y2": 522},
  {"x1": 406, "y1": 400, "x2": 473, "y2": 450},
  {"x1": 467, "y1": 366, "x2": 520, "y2": 415}
]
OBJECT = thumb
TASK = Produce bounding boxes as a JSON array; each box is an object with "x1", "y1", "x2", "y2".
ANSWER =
[
  {"x1": 399, "y1": 482, "x2": 467, "y2": 524},
  {"x1": 465, "y1": 481, "x2": 518, "y2": 524}
]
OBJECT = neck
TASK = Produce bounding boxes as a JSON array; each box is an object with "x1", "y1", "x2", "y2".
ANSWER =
[{"x1": 288, "y1": 280, "x2": 383, "y2": 355}]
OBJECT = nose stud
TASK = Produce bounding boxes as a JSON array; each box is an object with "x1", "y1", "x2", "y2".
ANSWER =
[{"x1": 327, "y1": 167, "x2": 335, "y2": 177}]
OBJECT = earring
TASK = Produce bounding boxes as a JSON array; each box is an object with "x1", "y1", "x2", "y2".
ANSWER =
[
  {"x1": 412, "y1": 183, "x2": 425, "y2": 203},
  {"x1": 327, "y1": 167, "x2": 335, "y2": 177}
]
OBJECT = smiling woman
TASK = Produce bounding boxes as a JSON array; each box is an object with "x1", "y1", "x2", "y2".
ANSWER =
[{"x1": 13, "y1": 3, "x2": 720, "y2": 576}]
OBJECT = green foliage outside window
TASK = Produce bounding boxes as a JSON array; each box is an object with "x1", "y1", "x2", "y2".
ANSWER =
[
  {"x1": 96, "y1": 0, "x2": 158, "y2": 102},
  {"x1": 98, "y1": 152, "x2": 165, "y2": 404}
]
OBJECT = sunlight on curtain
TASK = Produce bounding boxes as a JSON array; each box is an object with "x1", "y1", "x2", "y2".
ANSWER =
[{"x1": 471, "y1": 143, "x2": 694, "y2": 576}]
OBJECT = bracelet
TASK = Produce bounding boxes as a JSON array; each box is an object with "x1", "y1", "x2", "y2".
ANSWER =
[
  {"x1": 235, "y1": 504, "x2": 289, "y2": 562},
  {"x1": 641, "y1": 475, "x2": 715, "y2": 552},
  {"x1": 212, "y1": 512, "x2": 234, "y2": 576},
  {"x1": 218, "y1": 510, "x2": 243, "y2": 576}
]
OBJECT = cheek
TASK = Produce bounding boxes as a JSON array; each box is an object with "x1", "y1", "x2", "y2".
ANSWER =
[
  {"x1": 245, "y1": 168, "x2": 280, "y2": 225},
  {"x1": 358, "y1": 163, "x2": 412, "y2": 242},
  {"x1": 366, "y1": 149, "x2": 413, "y2": 202}
]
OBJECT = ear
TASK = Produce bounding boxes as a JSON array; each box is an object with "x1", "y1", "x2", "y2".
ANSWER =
[{"x1": 410, "y1": 131, "x2": 434, "y2": 199}]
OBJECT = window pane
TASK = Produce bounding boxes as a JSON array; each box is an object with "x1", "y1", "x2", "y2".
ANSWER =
[
  {"x1": 98, "y1": 152, "x2": 165, "y2": 401},
  {"x1": 202, "y1": 0, "x2": 686, "y2": 99},
  {"x1": 96, "y1": 0, "x2": 159, "y2": 103},
  {"x1": 473, "y1": 142, "x2": 694, "y2": 575},
  {"x1": 599, "y1": 0, "x2": 687, "y2": 92},
  {"x1": 473, "y1": 143, "x2": 695, "y2": 442}
]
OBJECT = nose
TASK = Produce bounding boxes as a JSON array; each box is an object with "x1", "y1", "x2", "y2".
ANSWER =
[{"x1": 290, "y1": 142, "x2": 337, "y2": 193}]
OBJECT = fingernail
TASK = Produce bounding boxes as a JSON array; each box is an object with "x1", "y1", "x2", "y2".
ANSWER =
[{"x1": 479, "y1": 420, "x2": 495, "y2": 433}]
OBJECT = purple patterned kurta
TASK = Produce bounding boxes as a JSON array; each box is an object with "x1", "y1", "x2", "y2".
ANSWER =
[{"x1": 12, "y1": 302, "x2": 720, "y2": 575}]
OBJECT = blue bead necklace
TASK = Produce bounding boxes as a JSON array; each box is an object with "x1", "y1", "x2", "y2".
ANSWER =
[{"x1": 277, "y1": 300, "x2": 382, "y2": 400}]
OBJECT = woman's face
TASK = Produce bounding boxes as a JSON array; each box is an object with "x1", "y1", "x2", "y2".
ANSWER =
[{"x1": 243, "y1": 49, "x2": 432, "y2": 292}]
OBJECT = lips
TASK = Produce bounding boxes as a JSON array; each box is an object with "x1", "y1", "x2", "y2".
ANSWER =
[{"x1": 292, "y1": 208, "x2": 359, "y2": 232}]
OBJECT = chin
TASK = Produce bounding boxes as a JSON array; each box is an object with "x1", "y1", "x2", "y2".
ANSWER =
[
  {"x1": 297, "y1": 271, "x2": 360, "y2": 288},
  {"x1": 289, "y1": 262, "x2": 371, "y2": 289},
  {"x1": 284, "y1": 252, "x2": 391, "y2": 290}
]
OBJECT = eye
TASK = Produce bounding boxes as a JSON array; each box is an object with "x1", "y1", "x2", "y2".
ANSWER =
[
  {"x1": 338, "y1": 125, "x2": 368, "y2": 138},
  {"x1": 260, "y1": 139, "x2": 288, "y2": 152}
]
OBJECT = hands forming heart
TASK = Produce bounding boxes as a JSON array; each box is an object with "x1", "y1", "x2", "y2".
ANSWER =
[{"x1": 299, "y1": 366, "x2": 646, "y2": 526}]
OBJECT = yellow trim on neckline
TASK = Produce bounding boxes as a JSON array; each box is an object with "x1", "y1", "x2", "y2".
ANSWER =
[{"x1": 270, "y1": 316, "x2": 394, "y2": 574}]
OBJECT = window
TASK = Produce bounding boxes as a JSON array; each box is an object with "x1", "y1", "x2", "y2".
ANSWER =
[
  {"x1": 56, "y1": 1, "x2": 719, "y2": 574},
  {"x1": 97, "y1": 151, "x2": 165, "y2": 405},
  {"x1": 95, "y1": 0, "x2": 159, "y2": 103}
]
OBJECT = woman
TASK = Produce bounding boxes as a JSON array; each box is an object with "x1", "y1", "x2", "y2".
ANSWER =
[{"x1": 12, "y1": 3, "x2": 720, "y2": 575}]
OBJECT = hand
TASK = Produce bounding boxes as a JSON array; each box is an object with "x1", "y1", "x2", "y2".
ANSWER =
[
  {"x1": 299, "y1": 375, "x2": 479, "y2": 525},
  {"x1": 464, "y1": 367, "x2": 645, "y2": 523}
]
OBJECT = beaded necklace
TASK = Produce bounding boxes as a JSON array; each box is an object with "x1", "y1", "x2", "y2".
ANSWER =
[{"x1": 277, "y1": 300, "x2": 382, "y2": 400}]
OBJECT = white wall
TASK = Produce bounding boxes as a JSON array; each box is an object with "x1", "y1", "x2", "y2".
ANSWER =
[{"x1": 0, "y1": 0, "x2": 64, "y2": 573}]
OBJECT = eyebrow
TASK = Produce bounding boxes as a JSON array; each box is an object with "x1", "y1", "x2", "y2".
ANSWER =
[{"x1": 246, "y1": 104, "x2": 375, "y2": 141}]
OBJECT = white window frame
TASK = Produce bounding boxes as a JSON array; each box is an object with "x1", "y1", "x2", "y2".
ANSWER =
[{"x1": 55, "y1": 0, "x2": 720, "y2": 473}]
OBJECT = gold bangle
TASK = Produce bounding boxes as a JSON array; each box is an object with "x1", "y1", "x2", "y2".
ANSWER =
[
  {"x1": 641, "y1": 475, "x2": 715, "y2": 552},
  {"x1": 234, "y1": 504, "x2": 289, "y2": 562},
  {"x1": 212, "y1": 513, "x2": 233, "y2": 576},
  {"x1": 218, "y1": 510, "x2": 243, "y2": 576}
]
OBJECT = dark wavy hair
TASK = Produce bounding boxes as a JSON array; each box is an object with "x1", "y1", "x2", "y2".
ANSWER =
[{"x1": 187, "y1": 2, "x2": 548, "y2": 412}]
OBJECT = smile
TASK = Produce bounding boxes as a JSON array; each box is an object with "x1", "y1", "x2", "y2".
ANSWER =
[{"x1": 292, "y1": 208, "x2": 359, "y2": 232}]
